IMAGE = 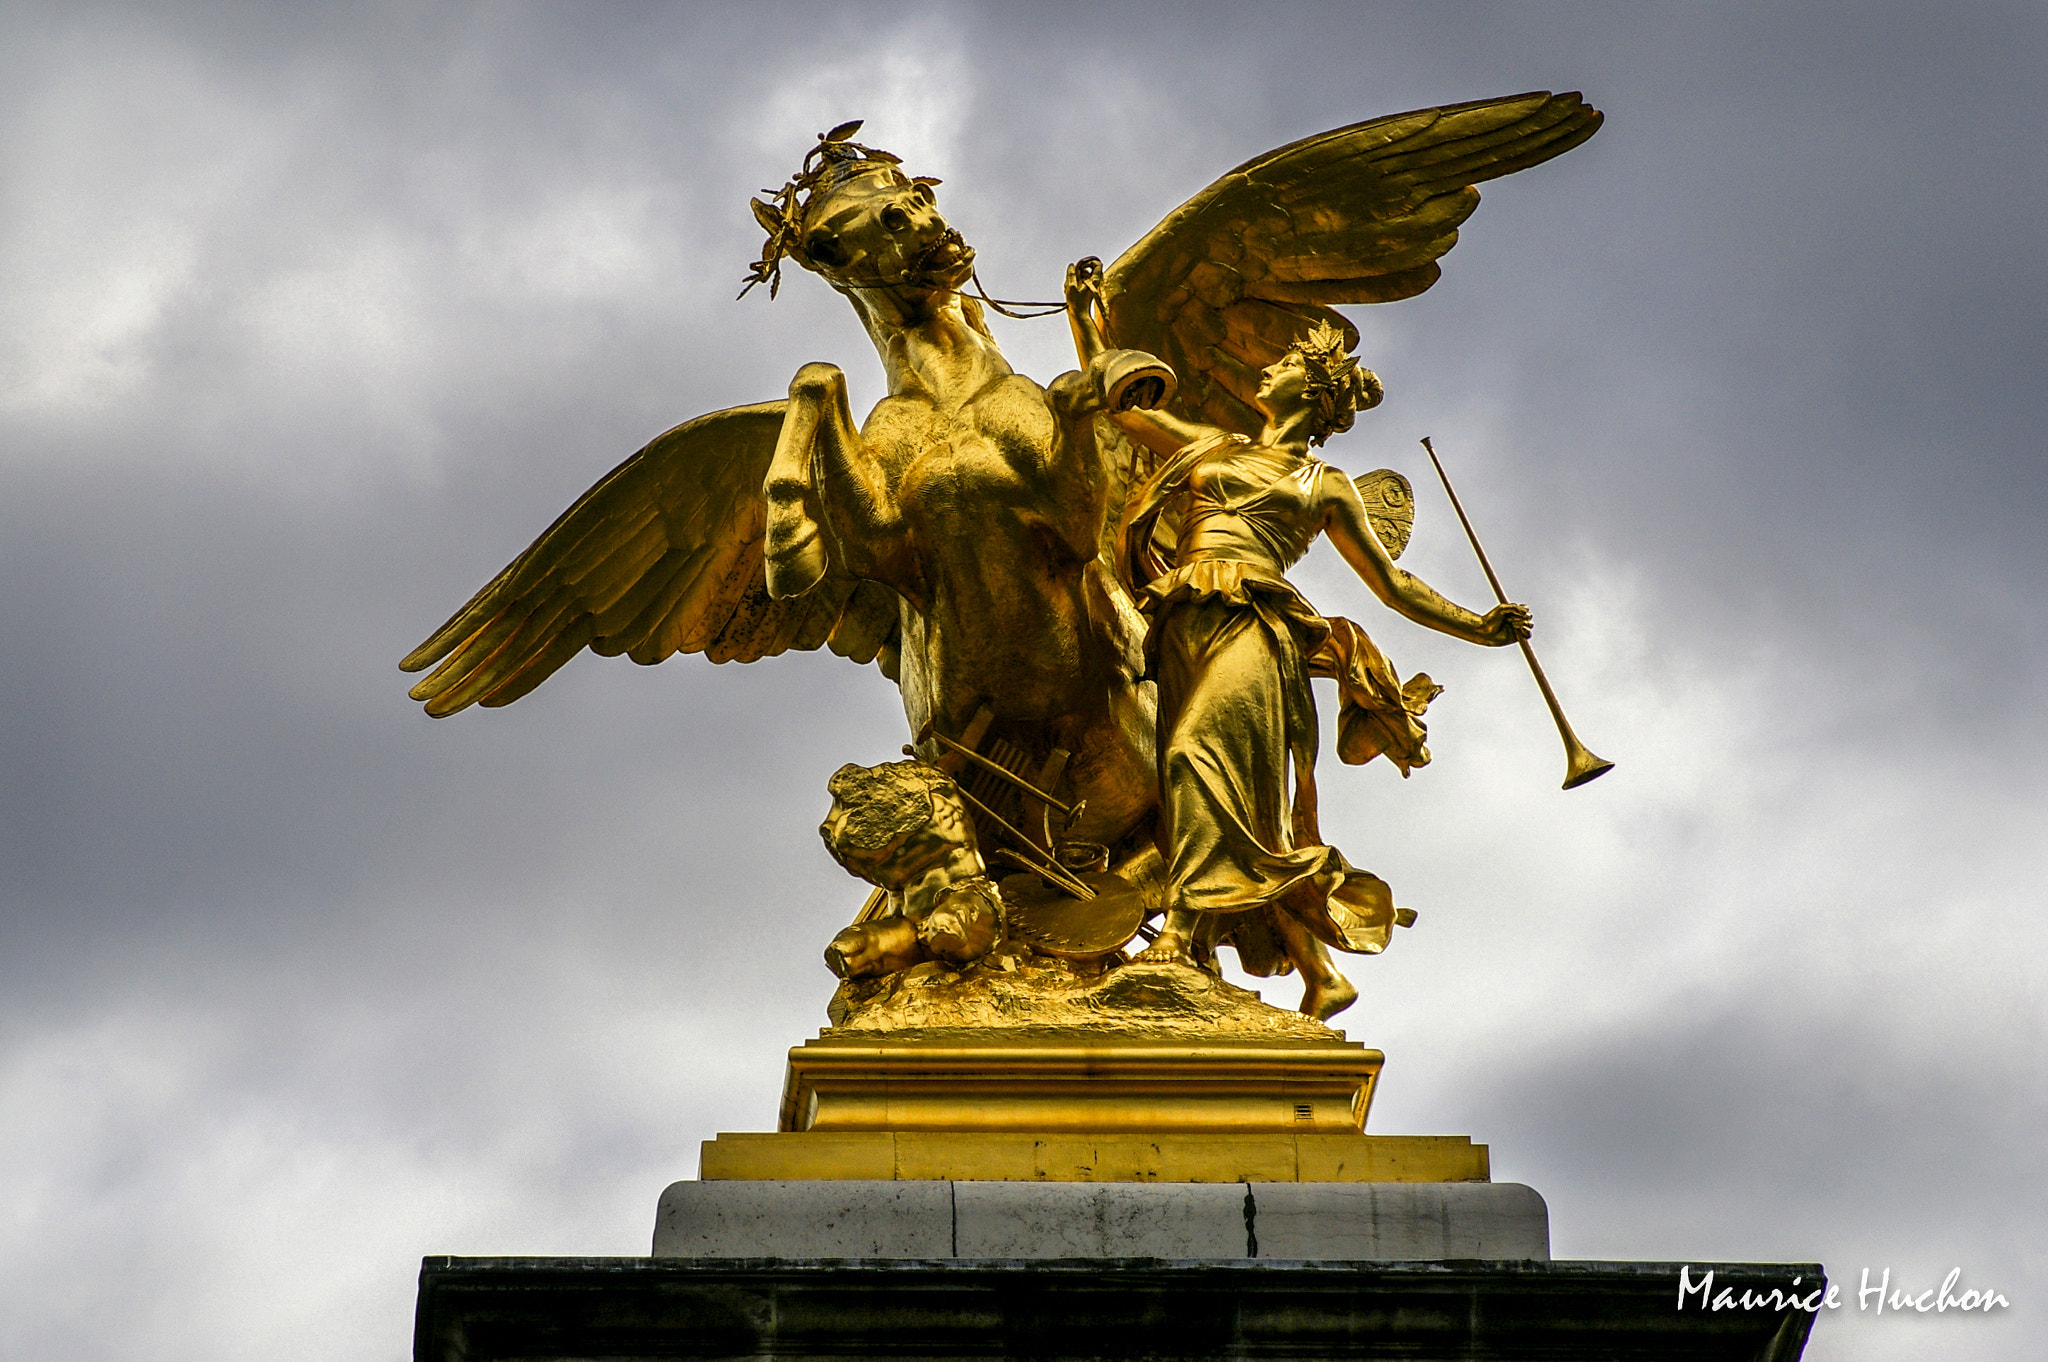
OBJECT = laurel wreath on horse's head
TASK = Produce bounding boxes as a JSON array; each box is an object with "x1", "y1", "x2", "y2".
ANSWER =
[{"x1": 740, "y1": 120, "x2": 941, "y2": 299}]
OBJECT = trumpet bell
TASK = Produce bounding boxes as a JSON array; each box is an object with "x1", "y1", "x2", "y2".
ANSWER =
[{"x1": 1561, "y1": 741, "x2": 1615, "y2": 790}]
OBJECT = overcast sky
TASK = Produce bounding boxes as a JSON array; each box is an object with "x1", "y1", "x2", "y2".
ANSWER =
[{"x1": 2, "y1": 3, "x2": 2042, "y2": 1359}]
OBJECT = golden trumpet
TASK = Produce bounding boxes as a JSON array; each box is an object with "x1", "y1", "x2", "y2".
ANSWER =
[{"x1": 1420, "y1": 438, "x2": 1614, "y2": 791}]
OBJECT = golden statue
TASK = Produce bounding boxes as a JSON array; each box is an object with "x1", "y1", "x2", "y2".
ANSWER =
[{"x1": 400, "y1": 93, "x2": 1605, "y2": 1030}]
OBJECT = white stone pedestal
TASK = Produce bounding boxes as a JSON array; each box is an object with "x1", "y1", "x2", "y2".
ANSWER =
[{"x1": 652, "y1": 1179, "x2": 1549, "y2": 1261}]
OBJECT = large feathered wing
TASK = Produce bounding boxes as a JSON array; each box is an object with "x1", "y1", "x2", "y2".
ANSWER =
[
  {"x1": 1100, "y1": 90, "x2": 1602, "y2": 435},
  {"x1": 400, "y1": 401, "x2": 900, "y2": 717}
]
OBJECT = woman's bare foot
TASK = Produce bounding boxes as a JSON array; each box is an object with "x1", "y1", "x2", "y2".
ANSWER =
[
  {"x1": 1267, "y1": 912, "x2": 1359, "y2": 1020},
  {"x1": 1131, "y1": 929, "x2": 1194, "y2": 965},
  {"x1": 1130, "y1": 908, "x2": 1200, "y2": 965},
  {"x1": 1299, "y1": 967, "x2": 1358, "y2": 1021}
]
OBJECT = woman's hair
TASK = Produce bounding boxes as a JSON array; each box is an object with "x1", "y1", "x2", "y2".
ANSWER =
[{"x1": 1290, "y1": 319, "x2": 1384, "y2": 445}]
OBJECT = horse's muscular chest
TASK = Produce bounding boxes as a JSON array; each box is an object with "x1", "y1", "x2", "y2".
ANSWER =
[{"x1": 863, "y1": 377, "x2": 1076, "y2": 561}]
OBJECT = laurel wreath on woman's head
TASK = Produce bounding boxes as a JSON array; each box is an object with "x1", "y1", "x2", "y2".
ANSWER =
[
  {"x1": 1291, "y1": 319, "x2": 1385, "y2": 445},
  {"x1": 740, "y1": 120, "x2": 939, "y2": 299}
]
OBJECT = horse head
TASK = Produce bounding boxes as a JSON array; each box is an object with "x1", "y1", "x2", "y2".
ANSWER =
[{"x1": 744, "y1": 125, "x2": 975, "y2": 318}]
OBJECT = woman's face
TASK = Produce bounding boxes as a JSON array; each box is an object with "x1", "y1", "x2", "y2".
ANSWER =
[{"x1": 1255, "y1": 351, "x2": 1313, "y2": 419}]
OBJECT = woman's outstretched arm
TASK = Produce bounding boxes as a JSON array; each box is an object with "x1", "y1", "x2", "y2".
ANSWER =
[
  {"x1": 1320, "y1": 466, "x2": 1530, "y2": 646},
  {"x1": 1108, "y1": 404, "x2": 1221, "y2": 461}
]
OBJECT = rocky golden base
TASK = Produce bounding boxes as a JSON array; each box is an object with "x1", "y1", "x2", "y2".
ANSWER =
[{"x1": 827, "y1": 942, "x2": 1340, "y2": 1043}]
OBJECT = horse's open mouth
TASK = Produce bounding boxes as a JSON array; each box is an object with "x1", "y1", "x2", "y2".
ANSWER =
[{"x1": 913, "y1": 231, "x2": 975, "y2": 280}]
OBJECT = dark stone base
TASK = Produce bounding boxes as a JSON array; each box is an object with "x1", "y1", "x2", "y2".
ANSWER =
[{"x1": 414, "y1": 1256, "x2": 1821, "y2": 1360}]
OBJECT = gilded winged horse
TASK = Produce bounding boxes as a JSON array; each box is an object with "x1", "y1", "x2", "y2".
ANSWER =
[{"x1": 401, "y1": 92, "x2": 1601, "y2": 921}]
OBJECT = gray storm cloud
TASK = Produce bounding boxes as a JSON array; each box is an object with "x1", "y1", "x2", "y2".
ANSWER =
[{"x1": 1, "y1": 4, "x2": 2042, "y2": 1360}]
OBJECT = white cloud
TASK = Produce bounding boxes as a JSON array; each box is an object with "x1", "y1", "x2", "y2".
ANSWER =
[
  {"x1": 747, "y1": 15, "x2": 975, "y2": 185},
  {"x1": 0, "y1": 35, "x2": 288, "y2": 417}
]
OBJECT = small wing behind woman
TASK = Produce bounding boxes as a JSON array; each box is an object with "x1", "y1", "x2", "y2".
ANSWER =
[
  {"x1": 1098, "y1": 91, "x2": 1603, "y2": 436},
  {"x1": 1352, "y1": 468, "x2": 1415, "y2": 559},
  {"x1": 400, "y1": 402, "x2": 900, "y2": 717}
]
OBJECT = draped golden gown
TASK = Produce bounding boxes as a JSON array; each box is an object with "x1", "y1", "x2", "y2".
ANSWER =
[{"x1": 1121, "y1": 433, "x2": 1432, "y2": 967}]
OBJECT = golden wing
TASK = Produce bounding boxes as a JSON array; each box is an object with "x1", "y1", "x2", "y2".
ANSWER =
[
  {"x1": 400, "y1": 402, "x2": 900, "y2": 717},
  {"x1": 1100, "y1": 91, "x2": 1603, "y2": 434}
]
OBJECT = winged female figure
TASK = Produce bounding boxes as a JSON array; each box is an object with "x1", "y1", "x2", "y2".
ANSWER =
[
  {"x1": 400, "y1": 95, "x2": 1600, "y2": 1012},
  {"x1": 1078, "y1": 302, "x2": 1530, "y2": 1017}
]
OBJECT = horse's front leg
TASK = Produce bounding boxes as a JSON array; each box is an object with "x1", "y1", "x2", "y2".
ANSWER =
[{"x1": 764, "y1": 362, "x2": 884, "y2": 599}]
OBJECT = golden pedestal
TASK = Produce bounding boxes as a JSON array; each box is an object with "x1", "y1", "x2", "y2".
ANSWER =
[
  {"x1": 699, "y1": 1032, "x2": 1489, "y2": 1184},
  {"x1": 781, "y1": 1034, "x2": 1383, "y2": 1134}
]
